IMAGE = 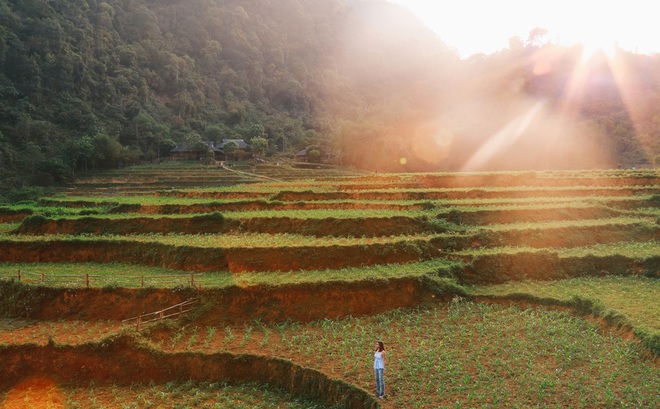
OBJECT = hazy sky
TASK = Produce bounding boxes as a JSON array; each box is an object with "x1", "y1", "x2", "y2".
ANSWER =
[{"x1": 388, "y1": 0, "x2": 659, "y2": 58}]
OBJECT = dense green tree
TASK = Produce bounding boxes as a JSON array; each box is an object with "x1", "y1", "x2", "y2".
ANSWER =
[
  {"x1": 250, "y1": 136, "x2": 268, "y2": 158},
  {"x1": 69, "y1": 135, "x2": 96, "y2": 172},
  {"x1": 307, "y1": 149, "x2": 320, "y2": 163},
  {"x1": 222, "y1": 140, "x2": 239, "y2": 161},
  {"x1": 90, "y1": 133, "x2": 122, "y2": 168}
]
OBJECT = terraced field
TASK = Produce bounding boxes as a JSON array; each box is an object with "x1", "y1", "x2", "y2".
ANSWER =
[
  {"x1": 65, "y1": 161, "x2": 368, "y2": 196},
  {"x1": 1, "y1": 164, "x2": 658, "y2": 408}
]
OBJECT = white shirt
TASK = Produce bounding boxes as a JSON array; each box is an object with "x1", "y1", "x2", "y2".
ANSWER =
[{"x1": 374, "y1": 350, "x2": 385, "y2": 369}]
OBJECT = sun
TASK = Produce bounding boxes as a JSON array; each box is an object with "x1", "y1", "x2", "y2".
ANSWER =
[
  {"x1": 553, "y1": 21, "x2": 619, "y2": 62},
  {"x1": 579, "y1": 41, "x2": 617, "y2": 62},
  {"x1": 388, "y1": 0, "x2": 657, "y2": 58}
]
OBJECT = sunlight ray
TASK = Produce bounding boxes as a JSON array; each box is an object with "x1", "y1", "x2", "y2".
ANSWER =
[
  {"x1": 461, "y1": 101, "x2": 545, "y2": 171},
  {"x1": 561, "y1": 47, "x2": 654, "y2": 166},
  {"x1": 604, "y1": 54, "x2": 655, "y2": 164}
]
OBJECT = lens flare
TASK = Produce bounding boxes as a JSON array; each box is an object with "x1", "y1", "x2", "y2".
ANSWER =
[
  {"x1": 409, "y1": 122, "x2": 455, "y2": 164},
  {"x1": 3, "y1": 377, "x2": 65, "y2": 409}
]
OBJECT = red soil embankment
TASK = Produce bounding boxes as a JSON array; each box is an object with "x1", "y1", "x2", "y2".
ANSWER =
[
  {"x1": 0, "y1": 338, "x2": 378, "y2": 409},
  {"x1": 24, "y1": 277, "x2": 443, "y2": 324},
  {"x1": 155, "y1": 191, "x2": 272, "y2": 199},
  {"x1": 0, "y1": 211, "x2": 31, "y2": 223},
  {"x1": 460, "y1": 253, "x2": 659, "y2": 285},
  {"x1": 14, "y1": 215, "x2": 435, "y2": 237},
  {"x1": 225, "y1": 241, "x2": 436, "y2": 272},
  {"x1": 36, "y1": 287, "x2": 190, "y2": 320},
  {"x1": 0, "y1": 240, "x2": 230, "y2": 272},
  {"x1": 438, "y1": 206, "x2": 624, "y2": 225},
  {"x1": 237, "y1": 216, "x2": 432, "y2": 237},
  {"x1": 13, "y1": 215, "x2": 241, "y2": 236},
  {"x1": 201, "y1": 277, "x2": 444, "y2": 324},
  {"x1": 108, "y1": 201, "x2": 427, "y2": 214},
  {"x1": 0, "y1": 239, "x2": 438, "y2": 273},
  {"x1": 477, "y1": 223, "x2": 659, "y2": 248}
]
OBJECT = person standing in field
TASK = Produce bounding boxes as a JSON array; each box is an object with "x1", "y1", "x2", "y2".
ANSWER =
[{"x1": 374, "y1": 341, "x2": 386, "y2": 399}]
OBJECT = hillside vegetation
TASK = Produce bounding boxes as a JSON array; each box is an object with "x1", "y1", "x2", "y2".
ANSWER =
[{"x1": 0, "y1": 0, "x2": 659, "y2": 189}]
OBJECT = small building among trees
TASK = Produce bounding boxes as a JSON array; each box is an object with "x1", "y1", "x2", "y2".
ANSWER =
[
  {"x1": 217, "y1": 139, "x2": 250, "y2": 161},
  {"x1": 295, "y1": 146, "x2": 322, "y2": 163},
  {"x1": 170, "y1": 139, "x2": 251, "y2": 161},
  {"x1": 217, "y1": 139, "x2": 250, "y2": 150},
  {"x1": 170, "y1": 141, "x2": 223, "y2": 160}
]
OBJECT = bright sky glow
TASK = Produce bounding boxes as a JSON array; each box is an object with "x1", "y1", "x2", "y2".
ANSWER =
[{"x1": 389, "y1": 0, "x2": 660, "y2": 58}]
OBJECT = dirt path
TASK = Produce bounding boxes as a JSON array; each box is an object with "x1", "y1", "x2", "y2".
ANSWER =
[{"x1": 0, "y1": 319, "x2": 124, "y2": 346}]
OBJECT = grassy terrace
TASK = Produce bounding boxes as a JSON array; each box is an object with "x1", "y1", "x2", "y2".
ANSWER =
[
  {"x1": 112, "y1": 382, "x2": 337, "y2": 409},
  {"x1": 153, "y1": 302, "x2": 659, "y2": 409},
  {"x1": 65, "y1": 167, "x2": 660, "y2": 198},
  {"x1": 0, "y1": 318, "x2": 123, "y2": 345},
  {"x1": 2, "y1": 303, "x2": 658, "y2": 408},
  {"x1": 0, "y1": 232, "x2": 438, "y2": 247},
  {"x1": 6, "y1": 217, "x2": 656, "y2": 243},
  {"x1": 456, "y1": 241, "x2": 660, "y2": 258},
  {"x1": 0, "y1": 206, "x2": 111, "y2": 217},
  {"x1": 41, "y1": 193, "x2": 658, "y2": 204},
  {"x1": 0, "y1": 223, "x2": 18, "y2": 233},
  {"x1": 0, "y1": 242, "x2": 655, "y2": 288},
  {"x1": 29, "y1": 196, "x2": 657, "y2": 220},
  {"x1": 471, "y1": 276, "x2": 660, "y2": 331},
  {"x1": 8, "y1": 196, "x2": 657, "y2": 227},
  {"x1": 0, "y1": 259, "x2": 457, "y2": 288},
  {"x1": 34, "y1": 382, "x2": 332, "y2": 409},
  {"x1": 472, "y1": 216, "x2": 657, "y2": 232},
  {"x1": 67, "y1": 163, "x2": 368, "y2": 190},
  {"x1": 19, "y1": 209, "x2": 440, "y2": 220},
  {"x1": 34, "y1": 202, "x2": 648, "y2": 216},
  {"x1": 158, "y1": 184, "x2": 660, "y2": 194},
  {"x1": 1, "y1": 166, "x2": 658, "y2": 409}
]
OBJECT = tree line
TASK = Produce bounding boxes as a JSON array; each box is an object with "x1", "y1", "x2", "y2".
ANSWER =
[{"x1": 0, "y1": 0, "x2": 657, "y2": 187}]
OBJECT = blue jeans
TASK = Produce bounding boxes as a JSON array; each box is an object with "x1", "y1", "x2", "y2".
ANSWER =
[{"x1": 375, "y1": 368, "x2": 385, "y2": 397}]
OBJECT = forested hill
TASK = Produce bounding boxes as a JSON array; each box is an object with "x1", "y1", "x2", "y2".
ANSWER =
[{"x1": 0, "y1": 0, "x2": 658, "y2": 187}]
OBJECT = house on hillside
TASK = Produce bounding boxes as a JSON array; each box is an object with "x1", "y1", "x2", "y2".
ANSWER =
[
  {"x1": 170, "y1": 139, "x2": 251, "y2": 161},
  {"x1": 296, "y1": 147, "x2": 310, "y2": 160},
  {"x1": 170, "y1": 141, "x2": 223, "y2": 160},
  {"x1": 295, "y1": 146, "x2": 326, "y2": 163},
  {"x1": 217, "y1": 139, "x2": 250, "y2": 150},
  {"x1": 216, "y1": 139, "x2": 251, "y2": 160}
]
